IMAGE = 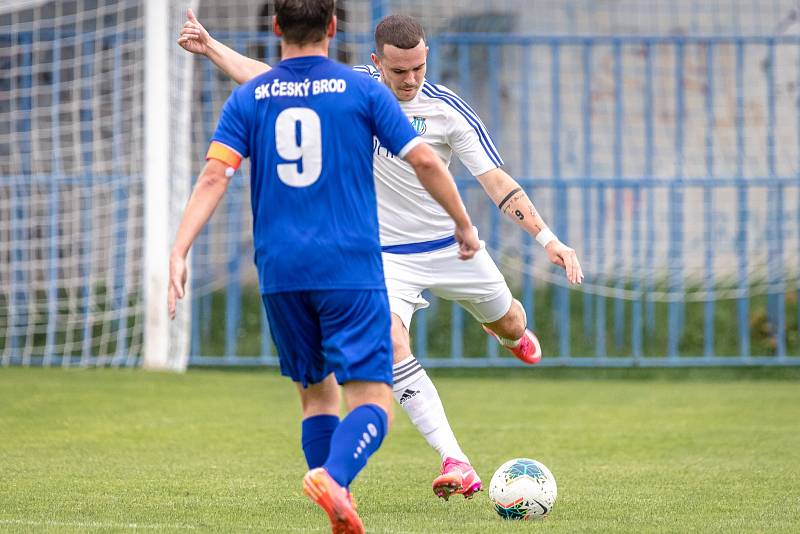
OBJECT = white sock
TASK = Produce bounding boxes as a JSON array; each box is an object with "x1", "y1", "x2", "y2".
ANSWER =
[
  {"x1": 392, "y1": 355, "x2": 469, "y2": 463},
  {"x1": 495, "y1": 335, "x2": 522, "y2": 348},
  {"x1": 491, "y1": 304, "x2": 527, "y2": 348}
]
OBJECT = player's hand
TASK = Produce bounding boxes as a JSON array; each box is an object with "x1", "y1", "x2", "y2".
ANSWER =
[
  {"x1": 455, "y1": 225, "x2": 480, "y2": 260},
  {"x1": 168, "y1": 253, "x2": 188, "y2": 320},
  {"x1": 177, "y1": 8, "x2": 212, "y2": 56},
  {"x1": 545, "y1": 240, "x2": 584, "y2": 284}
]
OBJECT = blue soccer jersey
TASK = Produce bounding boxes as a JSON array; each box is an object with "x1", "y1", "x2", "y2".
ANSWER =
[{"x1": 208, "y1": 56, "x2": 420, "y2": 293}]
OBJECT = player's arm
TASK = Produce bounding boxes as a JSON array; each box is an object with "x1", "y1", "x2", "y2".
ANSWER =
[
  {"x1": 475, "y1": 167, "x2": 583, "y2": 285},
  {"x1": 178, "y1": 8, "x2": 270, "y2": 84},
  {"x1": 168, "y1": 158, "x2": 233, "y2": 319},
  {"x1": 403, "y1": 143, "x2": 480, "y2": 260}
]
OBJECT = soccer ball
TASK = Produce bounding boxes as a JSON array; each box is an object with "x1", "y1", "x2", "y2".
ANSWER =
[{"x1": 488, "y1": 458, "x2": 557, "y2": 520}]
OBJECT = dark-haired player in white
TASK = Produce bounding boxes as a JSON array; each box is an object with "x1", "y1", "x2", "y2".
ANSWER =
[{"x1": 179, "y1": 10, "x2": 582, "y2": 502}]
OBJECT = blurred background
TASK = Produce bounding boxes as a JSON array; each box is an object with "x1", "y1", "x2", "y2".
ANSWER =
[{"x1": 1, "y1": 0, "x2": 799, "y2": 368}]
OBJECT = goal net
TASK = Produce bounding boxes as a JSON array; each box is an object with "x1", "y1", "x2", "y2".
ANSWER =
[{"x1": 0, "y1": 0, "x2": 193, "y2": 369}]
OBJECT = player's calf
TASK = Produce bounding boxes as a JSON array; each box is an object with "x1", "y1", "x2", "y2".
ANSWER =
[
  {"x1": 324, "y1": 388, "x2": 390, "y2": 491},
  {"x1": 484, "y1": 299, "x2": 527, "y2": 341},
  {"x1": 483, "y1": 300, "x2": 541, "y2": 364}
]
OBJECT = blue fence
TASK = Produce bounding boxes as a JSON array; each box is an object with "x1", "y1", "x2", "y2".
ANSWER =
[
  {"x1": 2, "y1": 26, "x2": 798, "y2": 367},
  {"x1": 188, "y1": 33, "x2": 800, "y2": 367}
]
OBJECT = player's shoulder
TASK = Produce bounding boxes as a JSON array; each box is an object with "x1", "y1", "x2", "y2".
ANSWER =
[
  {"x1": 420, "y1": 80, "x2": 473, "y2": 109},
  {"x1": 421, "y1": 80, "x2": 463, "y2": 98},
  {"x1": 305, "y1": 60, "x2": 370, "y2": 86},
  {"x1": 332, "y1": 64, "x2": 381, "y2": 100},
  {"x1": 419, "y1": 80, "x2": 480, "y2": 124},
  {"x1": 352, "y1": 64, "x2": 382, "y2": 81},
  {"x1": 234, "y1": 69, "x2": 277, "y2": 99},
  {"x1": 347, "y1": 65, "x2": 395, "y2": 102}
]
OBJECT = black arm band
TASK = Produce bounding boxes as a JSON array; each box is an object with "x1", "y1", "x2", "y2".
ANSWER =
[{"x1": 497, "y1": 187, "x2": 522, "y2": 211}]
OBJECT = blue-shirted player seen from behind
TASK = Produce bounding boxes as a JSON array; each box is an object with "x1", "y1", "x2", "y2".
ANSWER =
[{"x1": 167, "y1": 1, "x2": 479, "y2": 532}]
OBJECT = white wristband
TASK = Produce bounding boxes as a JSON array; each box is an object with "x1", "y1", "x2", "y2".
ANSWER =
[{"x1": 536, "y1": 228, "x2": 557, "y2": 248}]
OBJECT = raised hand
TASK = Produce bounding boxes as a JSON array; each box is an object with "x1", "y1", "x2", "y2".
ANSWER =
[
  {"x1": 545, "y1": 240, "x2": 584, "y2": 285},
  {"x1": 177, "y1": 8, "x2": 212, "y2": 56}
]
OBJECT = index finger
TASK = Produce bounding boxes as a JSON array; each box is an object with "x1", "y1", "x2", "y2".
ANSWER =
[
  {"x1": 570, "y1": 252, "x2": 580, "y2": 284},
  {"x1": 561, "y1": 253, "x2": 574, "y2": 283},
  {"x1": 568, "y1": 254, "x2": 582, "y2": 284},
  {"x1": 574, "y1": 258, "x2": 584, "y2": 284},
  {"x1": 570, "y1": 255, "x2": 581, "y2": 284},
  {"x1": 168, "y1": 284, "x2": 177, "y2": 320}
]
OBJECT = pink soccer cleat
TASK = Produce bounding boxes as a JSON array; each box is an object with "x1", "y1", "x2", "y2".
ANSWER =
[
  {"x1": 432, "y1": 457, "x2": 483, "y2": 500},
  {"x1": 483, "y1": 326, "x2": 542, "y2": 365},
  {"x1": 302, "y1": 467, "x2": 364, "y2": 534}
]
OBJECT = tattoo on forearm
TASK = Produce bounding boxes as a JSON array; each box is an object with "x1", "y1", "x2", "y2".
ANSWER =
[
  {"x1": 529, "y1": 205, "x2": 544, "y2": 233},
  {"x1": 502, "y1": 194, "x2": 526, "y2": 219},
  {"x1": 497, "y1": 187, "x2": 522, "y2": 212},
  {"x1": 499, "y1": 187, "x2": 547, "y2": 230}
]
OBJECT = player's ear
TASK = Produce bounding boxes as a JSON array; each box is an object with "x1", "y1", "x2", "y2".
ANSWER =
[
  {"x1": 272, "y1": 15, "x2": 282, "y2": 37},
  {"x1": 370, "y1": 52, "x2": 380, "y2": 68},
  {"x1": 327, "y1": 16, "x2": 337, "y2": 38}
]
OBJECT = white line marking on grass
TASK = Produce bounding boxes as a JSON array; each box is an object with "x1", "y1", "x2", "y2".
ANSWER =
[
  {"x1": 0, "y1": 519, "x2": 197, "y2": 530},
  {"x1": 0, "y1": 518, "x2": 423, "y2": 533},
  {"x1": 0, "y1": 519, "x2": 335, "y2": 532}
]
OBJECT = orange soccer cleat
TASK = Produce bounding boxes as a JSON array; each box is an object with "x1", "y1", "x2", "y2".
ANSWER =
[{"x1": 302, "y1": 467, "x2": 364, "y2": 534}]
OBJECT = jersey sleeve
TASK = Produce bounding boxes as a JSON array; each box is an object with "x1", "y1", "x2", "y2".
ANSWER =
[
  {"x1": 446, "y1": 99, "x2": 504, "y2": 176},
  {"x1": 209, "y1": 90, "x2": 250, "y2": 167},
  {"x1": 368, "y1": 81, "x2": 421, "y2": 159}
]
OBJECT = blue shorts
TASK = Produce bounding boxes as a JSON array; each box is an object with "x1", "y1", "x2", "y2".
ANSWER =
[{"x1": 262, "y1": 290, "x2": 393, "y2": 388}]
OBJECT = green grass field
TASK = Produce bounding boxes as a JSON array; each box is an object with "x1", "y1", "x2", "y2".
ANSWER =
[{"x1": 2, "y1": 367, "x2": 799, "y2": 533}]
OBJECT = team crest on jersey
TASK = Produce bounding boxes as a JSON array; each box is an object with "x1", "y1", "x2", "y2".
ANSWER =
[{"x1": 411, "y1": 116, "x2": 427, "y2": 135}]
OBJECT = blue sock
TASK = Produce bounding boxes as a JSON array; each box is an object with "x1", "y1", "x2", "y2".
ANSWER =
[
  {"x1": 323, "y1": 404, "x2": 388, "y2": 488},
  {"x1": 301, "y1": 414, "x2": 339, "y2": 469}
]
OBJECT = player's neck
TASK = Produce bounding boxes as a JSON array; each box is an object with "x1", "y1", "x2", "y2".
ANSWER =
[{"x1": 281, "y1": 39, "x2": 329, "y2": 60}]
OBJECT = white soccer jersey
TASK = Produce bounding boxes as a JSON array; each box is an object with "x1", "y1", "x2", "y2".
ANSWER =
[{"x1": 352, "y1": 65, "x2": 504, "y2": 246}]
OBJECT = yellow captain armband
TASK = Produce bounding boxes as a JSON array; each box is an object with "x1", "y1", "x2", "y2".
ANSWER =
[{"x1": 206, "y1": 141, "x2": 242, "y2": 171}]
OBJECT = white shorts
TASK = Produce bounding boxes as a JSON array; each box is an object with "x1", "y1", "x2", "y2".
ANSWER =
[{"x1": 382, "y1": 241, "x2": 513, "y2": 331}]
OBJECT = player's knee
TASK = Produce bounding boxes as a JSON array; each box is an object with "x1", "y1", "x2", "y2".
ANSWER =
[{"x1": 297, "y1": 375, "x2": 340, "y2": 417}]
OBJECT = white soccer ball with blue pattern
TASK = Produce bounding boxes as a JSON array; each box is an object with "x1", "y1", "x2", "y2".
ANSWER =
[{"x1": 488, "y1": 458, "x2": 557, "y2": 520}]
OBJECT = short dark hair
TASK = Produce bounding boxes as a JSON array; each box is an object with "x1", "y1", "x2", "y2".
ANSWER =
[
  {"x1": 374, "y1": 15, "x2": 425, "y2": 55},
  {"x1": 275, "y1": 0, "x2": 335, "y2": 45}
]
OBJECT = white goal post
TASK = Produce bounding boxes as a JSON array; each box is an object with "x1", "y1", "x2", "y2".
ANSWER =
[{"x1": 143, "y1": 0, "x2": 195, "y2": 371}]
